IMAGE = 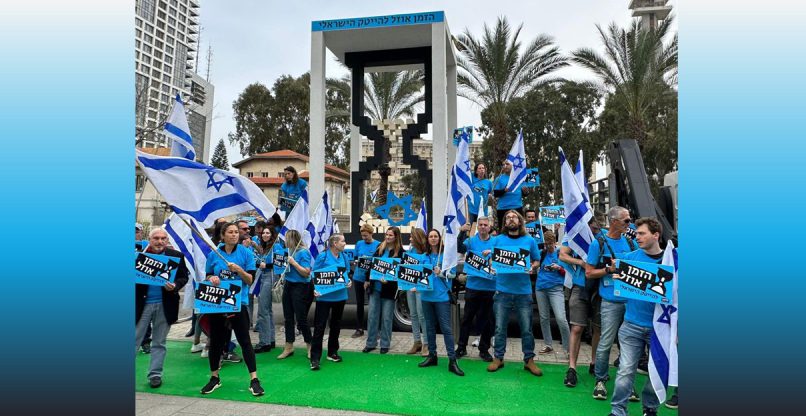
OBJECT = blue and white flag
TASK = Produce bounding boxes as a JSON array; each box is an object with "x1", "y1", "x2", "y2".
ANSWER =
[
  {"x1": 440, "y1": 169, "x2": 467, "y2": 272},
  {"x1": 164, "y1": 213, "x2": 214, "y2": 309},
  {"x1": 453, "y1": 131, "x2": 473, "y2": 202},
  {"x1": 136, "y1": 151, "x2": 276, "y2": 228},
  {"x1": 650, "y1": 241, "x2": 679, "y2": 403},
  {"x1": 279, "y1": 189, "x2": 310, "y2": 244},
  {"x1": 559, "y1": 147, "x2": 595, "y2": 261},
  {"x1": 574, "y1": 150, "x2": 591, "y2": 203},
  {"x1": 415, "y1": 199, "x2": 428, "y2": 232},
  {"x1": 306, "y1": 191, "x2": 333, "y2": 264},
  {"x1": 505, "y1": 129, "x2": 528, "y2": 191},
  {"x1": 166, "y1": 94, "x2": 196, "y2": 160}
]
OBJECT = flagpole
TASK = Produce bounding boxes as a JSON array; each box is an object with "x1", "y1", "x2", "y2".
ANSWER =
[{"x1": 176, "y1": 215, "x2": 229, "y2": 263}]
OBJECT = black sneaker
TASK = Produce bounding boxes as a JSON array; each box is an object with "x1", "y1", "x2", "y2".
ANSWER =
[
  {"x1": 564, "y1": 368, "x2": 578, "y2": 387},
  {"x1": 479, "y1": 351, "x2": 493, "y2": 362},
  {"x1": 637, "y1": 355, "x2": 649, "y2": 375},
  {"x1": 629, "y1": 386, "x2": 640, "y2": 402},
  {"x1": 665, "y1": 393, "x2": 678, "y2": 409},
  {"x1": 149, "y1": 377, "x2": 162, "y2": 388},
  {"x1": 362, "y1": 346, "x2": 376, "y2": 353},
  {"x1": 254, "y1": 344, "x2": 273, "y2": 354},
  {"x1": 223, "y1": 352, "x2": 242, "y2": 363},
  {"x1": 642, "y1": 407, "x2": 657, "y2": 416},
  {"x1": 380, "y1": 348, "x2": 389, "y2": 354},
  {"x1": 200, "y1": 376, "x2": 221, "y2": 394},
  {"x1": 141, "y1": 344, "x2": 151, "y2": 354},
  {"x1": 589, "y1": 363, "x2": 595, "y2": 375},
  {"x1": 455, "y1": 347, "x2": 467, "y2": 358},
  {"x1": 592, "y1": 381, "x2": 607, "y2": 400},
  {"x1": 310, "y1": 360, "x2": 320, "y2": 371},
  {"x1": 326, "y1": 353, "x2": 343, "y2": 362},
  {"x1": 249, "y1": 378, "x2": 265, "y2": 396}
]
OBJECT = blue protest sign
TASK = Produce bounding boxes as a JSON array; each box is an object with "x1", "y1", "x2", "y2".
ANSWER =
[
  {"x1": 401, "y1": 251, "x2": 427, "y2": 265},
  {"x1": 313, "y1": 264, "x2": 350, "y2": 295},
  {"x1": 539, "y1": 205, "x2": 566, "y2": 225},
  {"x1": 396, "y1": 263, "x2": 434, "y2": 291},
  {"x1": 521, "y1": 168, "x2": 540, "y2": 188},
  {"x1": 452, "y1": 126, "x2": 474, "y2": 146},
  {"x1": 613, "y1": 260, "x2": 675, "y2": 304},
  {"x1": 135, "y1": 252, "x2": 180, "y2": 286},
  {"x1": 272, "y1": 247, "x2": 287, "y2": 275},
  {"x1": 370, "y1": 257, "x2": 400, "y2": 281},
  {"x1": 525, "y1": 221, "x2": 544, "y2": 245},
  {"x1": 491, "y1": 246, "x2": 532, "y2": 273},
  {"x1": 194, "y1": 280, "x2": 242, "y2": 314},
  {"x1": 464, "y1": 251, "x2": 493, "y2": 279}
]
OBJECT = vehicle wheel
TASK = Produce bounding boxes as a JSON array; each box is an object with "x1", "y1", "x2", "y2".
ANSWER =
[{"x1": 393, "y1": 292, "x2": 412, "y2": 332}]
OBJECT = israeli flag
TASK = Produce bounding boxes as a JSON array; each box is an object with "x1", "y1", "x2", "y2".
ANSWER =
[
  {"x1": 453, "y1": 131, "x2": 473, "y2": 201},
  {"x1": 559, "y1": 147, "x2": 595, "y2": 262},
  {"x1": 440, "y1": 169, "x2": 467, "y2": 273},
  {"x1": 415, "y1": 199, "x2": 428, "y2": 232},
  {"x1": 279, "y1": 189, "x2": 310, "y2": 245},
  {"x1": 306, "y1": 191, "x2": 333, "y2": 264},
  {"x1": 166, "y1": 94, "x2": 196, "y2": 160},
  {"x1": 505, "y1": 129, "x2": 528, "y2": 191},
  {"x1": 650, "y1": 241, "x2": 679, "y2": 403},
  {"x1": 574, "y1": 150, "x2": 591, "y2": 203},
  {"x1": 163, "y1": 213, "x2": 213, "y2": 309},
  {"x1": 136, "y1": 150, "x2": 276, "y2": 228}
]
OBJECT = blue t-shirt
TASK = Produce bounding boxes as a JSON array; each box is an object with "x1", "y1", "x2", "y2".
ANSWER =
[
  {"x1": 536, "y1": 249, "x2": 564, "y2": 290},
  {"x1": 469, "y1": 177, "x2": 493, "y2": 215},
  {"x1": 145, "y1": 285, "x2": 162, "y2": 304},
  {"x1": 285, "y1": 248, "x2": 312, "y2": 283},
  {"x1": 494, "y1": 174, "x2": 523, "y2": 210},
  {"x1": 313, "y1": 250, "x2": 350, "y2": 302},
  {"x1": 205, "y1": 244, "x2": 256, "y2": 305},
  {"x1": 280, "y1": 178, "x2": 308, "y2": 211},
  {"x1": 420, "y1": 252, "x2": 450, "y2": 302},
  {"x1": 560, "y1": 241, "x2": 587, "y2": 288},
  {"x1": 620, "y1": 249, "x2": 665, "y2": 328},
  {"x1": 463, "y1": 234, "x2": 496, "y2": 292},
  {"x1": 492, "y1": 234, "x2": 540, "y2": 295},
  {"x1": 586, "y1": 235, "x2": 635, "y2": 303},
  {"x1": 372, "y1": 248, "x2": 398, "y2": 293},
  {"x1": 353, "y1": 239, "x2": 380, "y2": 282}
]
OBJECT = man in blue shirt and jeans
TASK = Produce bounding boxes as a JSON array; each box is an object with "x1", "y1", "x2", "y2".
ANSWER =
[{"x1": 608, "y1": 217, "x2": 666, "y2": 416}]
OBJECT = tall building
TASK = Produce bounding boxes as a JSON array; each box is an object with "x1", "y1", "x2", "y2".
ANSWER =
[
  {"x1": 628, "y1": 0, "x2": 673, "y2": 30},
  {"x1": 187, "y1": 72, "x2": 214, "y2": 164},
  {"x1": 134, "y1": 0, "x2": 202, "y2": 152}
]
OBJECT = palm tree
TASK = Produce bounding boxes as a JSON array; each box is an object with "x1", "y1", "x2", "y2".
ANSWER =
[
  {"x1": 571, "y1": 17, "x2": 677, "y2": 144},
  {"x1": 456, "y1": 16, "x2": 568, "y2": 169}
]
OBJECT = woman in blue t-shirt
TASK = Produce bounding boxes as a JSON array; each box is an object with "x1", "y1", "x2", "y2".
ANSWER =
[
  {"x1": 362, "y1": 227, "x2": 403, "y2": 354},
  {"x1": 350, "y1": 224, "x2": 380, "y2": 338},
  {"x1": 417, "y1": 229, "x2": 464, "y2": 376},
  {"x1": 276, "y1": 230, "x2": 314, "y2": 360},
  {"x1": 403, "y1": 228, "x2": 428, "y2": 355},
  {"x1": 534, "y1": 231, "x2": 571, "y2": 357},
  {"x1": 253, "y1": 226, "x2": 278, "y2": 353},
  {"x1": 199, "y1": 223, "x2": 263, "y2": 396},
  {"x1": 279, "y1": 166, "x2": 308, "y2": 215}
]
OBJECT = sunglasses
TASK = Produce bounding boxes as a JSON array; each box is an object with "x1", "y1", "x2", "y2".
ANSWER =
[{"x1": 620, "y1": 218, "x2": 632, "y2": 224}]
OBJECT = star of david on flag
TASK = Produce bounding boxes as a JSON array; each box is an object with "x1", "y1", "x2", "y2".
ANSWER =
[
  {"x1": 559, "y1": 147, "x2": 595, "y2": 263},
  {"x1": 505, "y1": 129, "x2": 528, "y2": 191},
  {"x1": 166, "y1": 94, "x2": 196, "y2": 160},
  {"x1": 306, "y1": 191, "x2": 334, "y2": 264}
]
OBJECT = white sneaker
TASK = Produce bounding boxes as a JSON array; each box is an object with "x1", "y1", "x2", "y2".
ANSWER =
[
  {"x1": 201, "y1": 348, "x2": 209, "y2": 358},
  {"x1": 191, "y1": 343, "x2": 206, "y2": 353},
  {"x1": 472, "y1": 338, "x2": 480, "y2": 348}
]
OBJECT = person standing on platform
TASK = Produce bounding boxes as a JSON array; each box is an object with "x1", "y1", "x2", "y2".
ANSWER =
[
  {"x1": 469, "y1": 163, "x2": 493, "y2": 224},
  {"x1": 493, "y1": 161, "x2": 530, "y2": 231},
  {"x1": 279, "y1": 166, "x2": 308, "y2": 216}
]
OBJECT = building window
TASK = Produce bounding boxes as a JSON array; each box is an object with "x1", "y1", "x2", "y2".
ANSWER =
[
  {"x1": 135, "y1": 0, "x2": 156, "y2": 22},
  {"x1": 247, "y1": 172, "x2": 254, "y2": 178},
  {"x1": 262, "y1": 172, "x2": 268, "y2": 178}
]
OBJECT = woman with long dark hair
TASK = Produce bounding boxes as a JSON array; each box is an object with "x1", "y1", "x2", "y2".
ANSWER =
[
  {"x1": 403, "y1": 228, "x2": 428, "y2": 355},
  {"x1": 276, "y1": 230, "x2": 313, "y2": 359},
  {"x1": 362, "y1": 227, "x2": 402, "y2": 354},
  {"x1": 253, "y1": 226, "x2": 278, "y2": 353}
]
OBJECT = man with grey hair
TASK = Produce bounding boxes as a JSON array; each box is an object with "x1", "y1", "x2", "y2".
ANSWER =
[
  {"x1": 586, "y1": 206, "x2": 638, "y2": 401},
  {"x1": 135, "y1": 227, "x2": 189, "y2": 388}
]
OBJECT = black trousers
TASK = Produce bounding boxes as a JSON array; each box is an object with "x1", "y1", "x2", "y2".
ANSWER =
[
  {"x1": 496, "y1": 207, "x2": 524, "y2": 231},
  {"x1": 310, "y1": 300, "x2": 346, "y2": 362},
  {"x1": 282, "y1": 281, "x2": 313, "y2": 343},
  {"x1": 457, "y1": 288, "x2": 495, "y2": 353},
  {"x1": 354, "y1": 282, "x2": 367, "y2": 329},
  {"x1": 207, "y1": 306, "x2": 257, "y2": 373}
]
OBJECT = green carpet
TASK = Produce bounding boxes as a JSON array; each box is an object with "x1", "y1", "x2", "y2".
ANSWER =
[{"x1": 136, "y1": 341, "x2": 678, "y2": 415}]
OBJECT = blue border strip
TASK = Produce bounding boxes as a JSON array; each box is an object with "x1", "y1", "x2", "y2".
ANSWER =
[{"x1": 312, "y1": 11, "x2": 444, "y2": 32}]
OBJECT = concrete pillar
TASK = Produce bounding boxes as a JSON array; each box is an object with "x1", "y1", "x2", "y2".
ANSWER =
[
  {"x1": 309, "y1": 31, "x2": 326, "y2": 212},
  {"x1": 447, "y1": 51, "x2": 457, "y2": 169},
  {"x1": 431, "y1": 23, "x2": 448, "y2": 226}
]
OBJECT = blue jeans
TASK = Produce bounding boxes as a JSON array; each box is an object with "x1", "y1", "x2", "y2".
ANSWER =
[
  {"x1": 535, "y1": 285, "x2": 571, "y2": 353},
  {"x1": 493, "y1": 292, "x2": 535, "y2": 362},
  {"x1": 421, "y1": 300, "x2": 456, "y2": 359},
  {"x1": 595, "y1": 299, "x2": 626, "y2": 382},
  {"x1": 366, "y1": 291, "x2": 394, "y2": 349},
  {"x1": 610, "y1": 321, "x2": 659, "y2": 416},
  {"x1": 406, "y1": 290, "x2": 426, "y2": 343},
  {"x1": 135, "y1": 302, "x2": 169, "y2": 380},
  {"x1": 256, "y1": 268, "x2": 276, "y2": 347}
]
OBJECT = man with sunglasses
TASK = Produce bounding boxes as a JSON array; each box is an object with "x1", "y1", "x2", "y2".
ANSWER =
[{"x1": 586, "y1": 206, "x2": 638, "y2": 401}]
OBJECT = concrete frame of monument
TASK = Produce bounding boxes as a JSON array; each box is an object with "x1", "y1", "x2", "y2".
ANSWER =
[{"x1": 308, "y1": 11, "x2": 457, "y2": 242}]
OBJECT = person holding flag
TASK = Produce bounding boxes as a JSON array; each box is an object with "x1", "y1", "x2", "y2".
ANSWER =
[
  {"x1": 350, "y1": 224, "x2": 379, "y2": 338},
  {"x1": 310, "y1": 233, "x2": 353, "y2": 371},
  {"x1": 493, "y1": 130, "x2": 531, "y2": 231}
]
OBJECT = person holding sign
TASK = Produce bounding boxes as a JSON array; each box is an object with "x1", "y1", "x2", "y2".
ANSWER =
[
  {"x1": 350, "y1": 224, "x2": 380, "y2": 338},
  {"x1": 587, "y1": 206, "x2": 638, "y2": 401},
  {"x1": 279, "y1": 166, "x2": 308, "y2": 216},
  {"x1": 485, "y1": 210, "x2": 543, "y2": 376},
  {"x1": 402, "y1": 228, "x2": 429, "y2": 355},
  {"x1": 253, "y1": 226, "x2": 278, "y2": 353},
  {"x1": 135, "y1": 228, "x2": 189, "y2": 389},
  {"x1": 534, "y1": 231, "x2": 571, "y2": 357},
  {"x1": 469, "y1": 163, "x2": 493, "y2": 224},
  {"x1": 310, "y1": 233, "x2": 353, "y2": 370},
  {"x1": 362, "y1": 227, "x2": 403, "y2": 354},
  {"x1": 456, "y1": 216, "x2": 496, "y2": 362},
  {"x1": 277, "y1": 230, "x2": 314, "y2": 360},
  {"x1": 608, "y1": 218, "x2": 666, "y2": 416},
  {"x1": 492, "y1": 161, "x2": 530, "y2": 232},
  {"x1": 199, "y1": 223, "x2": 264, "y2": 397}
]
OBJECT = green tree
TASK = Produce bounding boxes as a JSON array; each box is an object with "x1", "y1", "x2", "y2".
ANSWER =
[
  {"x1": 210, "y1": 138, "x2": 230, "y2": 170},
  {"x1": 457, "y1": 17, "x2": 568, "y2": 171}
]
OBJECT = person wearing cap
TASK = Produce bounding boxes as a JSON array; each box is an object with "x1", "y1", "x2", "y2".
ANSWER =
[{"x1": 279, "y1": 166, "x2": 308, "y2": 215}]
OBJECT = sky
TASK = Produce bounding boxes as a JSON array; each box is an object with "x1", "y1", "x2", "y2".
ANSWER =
[{"x1": 195, "y1": 0, "x2": 677, "y2": 168}]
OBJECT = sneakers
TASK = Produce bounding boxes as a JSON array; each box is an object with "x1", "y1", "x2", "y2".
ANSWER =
[
  {"x1": 455, "y1": 347, "x2": 468, "y2": 358},
  {"x1": 479, "y1": 351, "x2": 493, "y2": 362},
  {"x1": 140, "y1": 344, "x2": 151, "y2": 354},
  {"x1": 589, "y1": 363, "x2": 595, "y2": 375},
  {"x1": 593, "y1": 381, "x2": 608, "y2": 400},
  {"x1": 200, "y1": 376, "x2": 221, "y2": 394},
  {"x1": 642, "y1": 407, "x2": 658, "y2": 416},
  {"x1": 201, "y1": 348, "x2": 209, "y2": 358},
  {"x1": 629, "y1": 387, "x2": 640, "y2": 402},
  {"x1": 310, "y1": 360, "x2": 320, "y2": 371},
  {"x1": 637, "y1": 358, "x2": 649, "y2": 375},
  {"x1": 190, "y1": 343, "x2": 205, "y2": 353},
  {"x1": 564, "y1": 368, "x2": 578, "y2": 388},
  {"x1": 149, "y1": 377, "x2": 162, "y2": 388},
  {"x1": 351, "y1": 329, "x2": 364, "y2": 338},
  {"x1": 249, "y1": 378, "x2": 265, "y2": 396},
  {"x1": 472, "y1": 338, "x2": 480, "y2": 347},
  {"x1": 362, "y1": 346, "x2": 376, "y2": 353},
  {"x1": 326, "y1": 353, "x2": 343, "y2": 363},
  {"x1": 254, "y1": 344, "x2": 273, "y2": 354},
  {"x1": 222, "y1": 352, "x2": 242, "y2": 363},
  {"x1": 665, "y1": 393, "x2": 678, "y2": 409},
  {"x1": 538, "y1": 345, "x2": 554, "y2": 355}
]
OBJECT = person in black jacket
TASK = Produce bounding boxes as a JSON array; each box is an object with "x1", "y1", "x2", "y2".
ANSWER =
[{"x1": 135, "y1": 227, "x2": 189, "y2": 389}]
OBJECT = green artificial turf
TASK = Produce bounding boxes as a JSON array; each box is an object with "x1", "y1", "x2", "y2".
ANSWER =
[{"x1": 136, "y1": 341, "x2": 678, "y2": 415}]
